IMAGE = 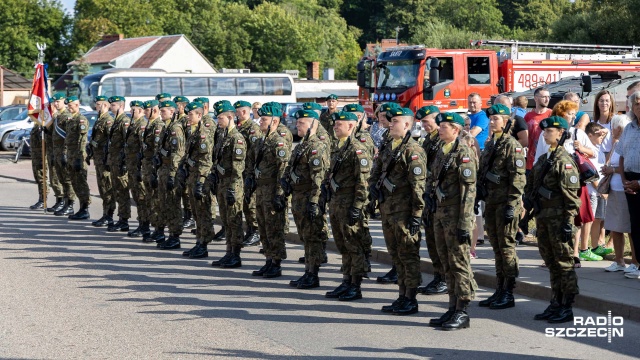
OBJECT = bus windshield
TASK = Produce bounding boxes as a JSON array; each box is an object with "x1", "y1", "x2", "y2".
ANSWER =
[{"x1": 376, "y1": 60, "x2": 420, "y2": 89}]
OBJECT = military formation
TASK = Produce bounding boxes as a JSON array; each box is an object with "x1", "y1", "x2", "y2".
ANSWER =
[{"x1": 29, "y1": 94, "x2": 581, "y2": 329}]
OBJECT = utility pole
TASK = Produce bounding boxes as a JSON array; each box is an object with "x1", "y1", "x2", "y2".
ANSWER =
[{"x1": 395, "y1": 26, "x2": 403, "y2": 45}]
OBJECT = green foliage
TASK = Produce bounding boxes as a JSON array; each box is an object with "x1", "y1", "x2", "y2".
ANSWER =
[{"x1": 411, "y1": 20, "x2": 487, "y2": 49}]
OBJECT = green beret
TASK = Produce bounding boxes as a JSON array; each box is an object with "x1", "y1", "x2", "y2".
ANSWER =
[
  {"x1": 215, "y1": 102, "x2": 235, "y2": 115},
  {"x1": 51, "y1": 93, "x2": 66, "y2": 101},
  {"x1": 213, "y1": 100, "x2": 231, "y2": 108},
  {"x1": 294, "y1": 109, "x2": 319, "y2": 120},
  {"x1": 438, "y1": 112, "x2": 465, "y2": 127},
  {"x1": 193, "y1": 97, "x2": 209, "y2": 104},
  {"x1": 540, "y1": 116, "x2": 569, "y2": 130},
  {"x1": 343, "y1": 103, "x2": 365, "y2": 113},
  {"x1": 65, "y1": 95, "x2": 79, "y2": 104},
  {"x1": 486, "y1": 104, "x2": 511, "y2": 116},
  {"x1": 380, "y1": 102, "x2": 400, "y2": 112},
  {"x1": 258, "y1": 105, "x2": 282, "y2": 118},
  {"x1": 159, "y1": 100, "x2": 177, "y2": 109},
  {"x1": 143, "y1": 100, "x2": 159, "y2": 109},
  {"x1": 173, "y1": 96, "x2": 189, "y2": 104},
  {"x1": 130, "y1": 100, "x2": 144, "y2": 108},
  {"x1": 302, "y1": 102, "x2": 322, "y2": 111},
  {"x1": 94, "y1": 95, "x2": 108, "y2": 103},
  {"x1": 156, "y1": 93, "x2": 171, "y2": 100},
  {"x1": 185, "y1": 102, "x2": 203, "y2": 113},
  {"x1": 415, "y1": 105, "x2": 440, "y2": 120},
  {"x1": 326, "y1": 94, "x2": 338, "y2": 100},
  {"x1": 108, "y1": 96, "x2": 125, "y2": 103},
  {"x1": 387, "y1": 107, "x2": 414, "y2": 118},
  {"x1": 332, "y1": 111, "x2": 358, "y2": 122},
  {"x1": 233, "y1": 100, "x2": 252, "y2": 109},
  {"x1": 263, "y1": 101, "x2": 283, "y2": 111}
]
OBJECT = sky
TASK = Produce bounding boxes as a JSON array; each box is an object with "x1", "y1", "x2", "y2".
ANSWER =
[{"x1": 60, "y1": 0, "x2": 75, "y2": 14}]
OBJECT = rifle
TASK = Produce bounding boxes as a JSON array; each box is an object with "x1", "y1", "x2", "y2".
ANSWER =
[
  {"x1": 104, "y1": 108, "x2": 121, "y2": 169},
  {"x1": 367, "y1": 130, "x2": 411, "y2": 215},
  {"x1": 280, "y1": 118, "x2": 315, "y2": 197},
  {"x1": 423, "y1": 139, "x2": 459, "y2": 226},
  {"x1": 245, "y1": 118, "x2": 272, "y2": 202},
  {"x1": 208, "y1": 126, "x2": 228, "y2": 195},
  {"x1": 320, "y1": 136, "x2": 352, "y2": 214},
  {"x1": 474, "y1": 116, "x2": 513, "y2": 213},
  {"x1": 152, "y1": 112, "x2": 178, "y2": 176},
  {"x1": 121, "y1": 117, "x2": 135, "y2": 175},
  {"x1": 519, "y1": 131, "x2": 570, "y2": 234}
]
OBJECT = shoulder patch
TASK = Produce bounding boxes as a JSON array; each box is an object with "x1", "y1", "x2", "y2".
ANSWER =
[
  {"x1": 360, "y1": 137, "x2": 366, "y2": 142},
  {"x1": 360, "y1": 158, "x2": 369, "y2": 166},
  {"x1": 155, "y1": 129, "x2": 161, "y2": 134},
  {"x1": 312, "y1": 158, "x2": 321, "y2": 166},
  {"x1": 124, "y1": 123, "x2": 130, "y2": 126},
  {"x1": 463, "y1": 169, "x2": 472, "y2": 177},
  {"x1": 171, "y1": 131, "x2": 176, "y2": 136},
  {"x1": 278, "y1": 149, "x2": 286, "y2": 157},
  {"x1": 356, "y1": 149, "x2": 363, "y2": 155},
  {"x1": 200, "y1": 134, "x2": 206, "y2": 139},
  {"x1": 250, "y1": 130, "x2": 255, "y2": 134},
  {"x1": 411, "y1": 154, "x2": 419, "y2": 161},
  {"x1": 237, "y1": 139, "x2": 244, "y2": 144},
  {"x1": 515, "y1": 147, "x2": 522, "y2": 153},
  {"x1": 565, "y1": 163, "x2": 573, "y2": 169},
  {"x1": 140, "y1": 126, "x2": 146, "y2": 130},
  {"x1": 280, "y1": 132, "x2": 286, "y2": 137},
  {"x1": 311, "y1": 149, "x2": 318, "y2": 155},
  {"x1": 462, "y1": 157, "x2": 470, "y2": 163},
  {"x1": 516, "y1": 159, "x2": 524, "y2": 167},
  {"x1": 570, "y1": 175, "x2": 578, "y2": 184},
  {"x1": 79, "y1": 119, "x2": 85, "y2": 123},
  {"x1": 205, "y1": 122, "x2": 211, "y2": 127},
  {"x1": 413, "y1": 167, "x2": 422, "y2": 175},
  {"x1": 278, "y1": 142, "x2": 284, "y2": 147},
  {"x1": 319, "y1": 136, "x2": 326, "y2": 140}
]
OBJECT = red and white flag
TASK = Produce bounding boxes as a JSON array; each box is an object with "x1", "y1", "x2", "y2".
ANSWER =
[{"x1": 27, "y1": 63, "x2": 53, "y2": 127}]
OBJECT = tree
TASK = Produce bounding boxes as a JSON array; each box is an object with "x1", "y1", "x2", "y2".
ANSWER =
[{"x1": 412, "y1": 20, "x2": 487, "y2": 49}]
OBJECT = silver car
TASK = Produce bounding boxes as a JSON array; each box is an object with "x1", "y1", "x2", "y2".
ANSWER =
[{"x1": 0, "y1": 109, "x2": 34, "y2": 150}]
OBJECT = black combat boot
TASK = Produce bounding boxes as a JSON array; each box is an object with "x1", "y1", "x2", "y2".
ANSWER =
[
  {"x1": 382, "y1": 286, "x2": 407, "y2": 313},
  {"x1": 212, "y1": 226, "x2": 226, "y2": 241},
  {"x1": 68, "y1": 203, "x2": 90, "y2": 220},
  {"x1": 108, "y1": 218, "x2": 129, "y2": 232},
  {"x1": 243, "y1": 226, "x2": 261, "y2": 247},
  {"x1": 377, "y1": 265, "x2": 398, "y2": 284},
  {"x1": 128, "y1": 221, "x2": 151, "y2": 237},
  {"x1": 189, "y1": 243, "x2": 209, "y2": 259},
  {"x1": 30, "y1": 197, "x2": 44, "y2": 210},
  {"x1": 418, "y1": 272, "x2": 447, "y2": 295},
  {"x1": 290, "y1": 271, "x2": 309, "y2": 287},
  {"x1": 297, "y1": 267, "x2": 320, "y2": 289},
  {"x1": 47, "y1": 197, "x2": 64, "y2": 213},
  {"x1": 490, "y1": 277, "x2": 515, "y2": 309},
  {"x1": 252, "y1": 259, "x2": 273, "y2": 277},
  {"x1": 548, "y1": 293, "x2": 575, "y2": 323},
  {"x1": 182, "y1": 210, "x2": 195, "y2": 229},
  {"x1": 191, "y1": 228, "x2": 197, "y2": 235},
  {"x1": 326, "y1": 276, "x2": 352, "y2": 298},
  {"x1": 339, "y1": 276, "x2": 363, "y2": 301},
  {"x1": 393, "y1": 288, "x2": 419, "y2": 315},
  {"x1": 442, "y1": 299, "x2": 471, "y2": 330},
  {"x1": 479, "y1": 276, "x2": 504, "y2": 307},
  {"x1": 263, "y1": 259, "x2": 282, "y2": 278},
  {"x1": 92, "y1": 209, "x2": 114, "y2": 227},
  {"x1": 429, "y1": 295, "x2": 457, "y2": 327},
  {"x1": 222, "y1": 246, "x2": 242, "y2": 268},
  {"x1": 534, "y1": 290, "x2": 562, "y2": 320},
  {"x1": 55, "y1": 199, "x2": 74, "y2": 216},
  {"x1": 160, "y1": 234, "x2": 181, "y2": 250},
  {"x1": 183, "y1": 242, "x2": 201, "y2": 257},
  {"x1": 211, "y1": 249, "x2": 233, "y2": 267},
  {"x1": 148, "y1": 227, "x2": 166, "y2": 244}
]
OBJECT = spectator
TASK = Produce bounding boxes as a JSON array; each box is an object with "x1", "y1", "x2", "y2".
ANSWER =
[
  {"x1": 513, "y1": 96, "x2": 528, "y2": 118},
  {"x1": 564, "y1": 92, "x2": 590, "y2": 130},
  {"x1": 618, "y1": 90, "x2": 640, "y2": 280},
  {"x1": 494, "y1": 95, "x2": 528, "y2": 147},
  {"x1": 251, "y1": 102, "x2": 261, "y2": 124},
  {"x1": 525, "y1": 88, "x2": 552, "y2": 172},
  {"x1": 370, "y1": 106, "x2": 388, "y2": 149},
  {"x1": 584, "y1": 122, "x2": 611, "y2": 258},
  {"x1": 468, "y1": 93, "x2": 490, "y2": 150},
  {"x1": 602, "y1": 115, "x2": 637, "y2": 272}
]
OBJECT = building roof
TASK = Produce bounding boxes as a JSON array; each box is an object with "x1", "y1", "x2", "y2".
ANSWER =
[
  {"x1": 365, "y1": 39, "x2": 408, "y2": 57},
  {"x1": 1, "y1": 66, "x2": 32, "y2": 90},
  {"x1": 131, "y1": 35, "x2": 181, "y2": 68},
  {"x1": 68, "y1": 36, "x2": 161, "y2": 66}
]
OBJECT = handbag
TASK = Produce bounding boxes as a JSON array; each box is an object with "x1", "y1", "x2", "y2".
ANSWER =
[
  {"x1": 596, "y1": 141, "x2": 617, "y2": 195},
  {"x1": 572, "y1": 130, "x2": 599, "y2": 184}
]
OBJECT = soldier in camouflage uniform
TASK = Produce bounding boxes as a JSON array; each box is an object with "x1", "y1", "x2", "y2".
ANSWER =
[
  {"x1": 526, "y1": 116, "x2": 580, "y2": 324},
  {"x1": 29, "y1": 123, "x2": 46, "y2": 209},
  {"x1": 322, "y1": 111, "x2": 372, "y2": 301},
  {"x1": 248, "y1": 105, "x2": 290, "y2": 278},
  {"x1": 125, "y1": 100, "x2": 151, "y2": 237},
  {"x1": 281, "y1": 109, "x2": 329, "y2": 290},
  {"x1": 155, "y1": 100, "x2": 186, "y2": 249},
  {"x1": 174, "y1": 96, "x2": 196, "y2": 229},
  {"x1": 426, "y1": 112, "x2": 478, "y2": 330},
  {"x1": 65, "y1": 96, "x2": 91, "y2": 220},
  {"x1": 369, "y1": 107, "x2": 426, "y2": 315},
  {"x1": 234, "y1": 100, "x2": 262, "y2": 247},
  {"x1": 106, "y1": 96, "x2": 131, "y2": 231},
  {"x1": 319, "y1": 94, "x2": 339, "y2": 148},
  {"x1": 139, "y1": 100, "x2": 165, "y2": 242},
  {"x1": 477, "y1": 104, "x2": 526, "y2": 310},
  {"x1": 89, "y1": 96, "x2": 116, "y2": 227},
  {"x1": 415, "y1": 106, "x2": 447, "y2": 295},
  {"x1": 44, "y1": 97, "x2": 64, "y2": 213},
  {"x1": 179, "y1": 102, "x2": 217, "y2": 258},
  {"x1": 51, "y1": 94, "x2": 76, "y2": 216},
  {"x1": 209, "y1": 102, "x2": 247, "y2": 268}
]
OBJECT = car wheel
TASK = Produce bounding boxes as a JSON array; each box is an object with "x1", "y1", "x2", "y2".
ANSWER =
[{"x1": 0, "y1": 132, "x2": 11, "y2": 151}]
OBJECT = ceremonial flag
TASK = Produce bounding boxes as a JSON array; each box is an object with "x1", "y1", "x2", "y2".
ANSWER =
[{"x1": 27, "y1": 63, "x2": 53, "y2": 127}]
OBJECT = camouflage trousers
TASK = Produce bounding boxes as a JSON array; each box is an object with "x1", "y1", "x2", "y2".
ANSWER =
[
  {"x1": 292, "y1": 191, "x2": 326, "y2": 268},
  {"x1": 127, "y1": 169, "x2": 148, "y2": 223},
  {"x1": 182, "y1": 186, "x2": 191, "y2": 214},
  {"x1": 422, "y1": 211, "x2": 443, "y2": 275},
  {"x1": 157, "y1": 167, "x2": 182, "y2": 235},
  {"x1": 188, "y1": 174, "x2": 215, "y2": 243},
  {"x1": 216, "y1": 181, "x2": 244, "y2": 247},
  {"x1": 536, "y1": 216, "x2": 579, "y2": 296},
  {"x1": 109, "y1": 165, "x2": 131, "y2": 219},
  {"x1": 45, "y1": 137, "x2": 63, "y2": 197},
  {"x1": 361, "y1": 212, "x2": 373, "y2": 253},
  {"x1": 485, "y1": 203, "x2": 520, "y2": 278},
  {"x1": 243, "y1": 177, "x2": 258, "y2": 230},
  {"x1": 329, "y1": 195, "x2": 368, "y2": 276},
  {"x1": 31, "y1": 145, "x2": 47, "y2": 199},
  {"x1": 67, "y1": 161, "x2": 91, "y2": 204},
  {"x1": 434, "y1": 204, "x2": 478, "y2": 301},
  {"x1": 380, "y1": 211, "x2": 422, "y2": 288},
  {"x1": 94, "y1": 160, "x2": 115, "y2": 214},
  {"x1": 256, "y1": 183, "x2": 287, "y2": 260},
  {"x1": 141, "y1": 161, "x2": 158, "y2": 227},
  {"x1": 54, "y1": 154, "x2": 75, "y2": 200}
]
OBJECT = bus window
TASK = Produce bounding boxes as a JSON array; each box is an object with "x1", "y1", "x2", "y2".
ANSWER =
[
  {"x1": 162, "y1": 77, "x2": 182, "y2": 95},
  {"x1": 127, "y1": 77, "x2": 161, "y2": 96},
  {"x1": 182, "y1": 77, "x2": 209, "y2": 96},
  {"x1": 237, "y1": 78, "x2": 263, "y2": 96},
  {"x1": 264, "y1": 77, "x2": 292, "y2": 95},
  {"x1": 467, "y1": 57, "x2": 490, "y2": 85},
  {"x1": 210, "y1": 78, "x2": 236, "y2": 96},
  {"x1": 101, "y1": 78, "x2": 115, "y2": 97}
]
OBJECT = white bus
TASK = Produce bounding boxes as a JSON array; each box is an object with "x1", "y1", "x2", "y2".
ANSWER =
[{"x1": 76, "y1": 69, "x2": 296, "y2": 110}]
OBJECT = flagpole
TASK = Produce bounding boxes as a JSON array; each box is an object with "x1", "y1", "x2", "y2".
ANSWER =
[{"x1": 37, "y1": 43, "x2": 47, "y2": 214}]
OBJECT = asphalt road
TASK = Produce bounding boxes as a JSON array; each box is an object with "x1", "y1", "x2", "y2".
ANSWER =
[{"x1": 0, "y1": 155, "x2": 638, "y2": 360}]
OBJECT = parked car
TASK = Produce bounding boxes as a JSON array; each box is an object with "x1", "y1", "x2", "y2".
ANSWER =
[
  {"x1": 0, "y1": 105, "x2": 27, "y2": 122},
  {"x1": 0, "y1": 109, "x2": 34, "y2": 150}
]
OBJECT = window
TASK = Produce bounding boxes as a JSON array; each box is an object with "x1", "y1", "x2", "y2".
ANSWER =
[
  {"x1": 182, "y1": 77, "x2": 209, "y2": 96},
  {"x1": 237, "y1": 78, "x2": 263, "y2": 95},
  {"x1": 162, "y1": 77, "x2": 182, "y2": 95},
  {"x1": 126, "y1": 77, "x2": 161, "y2": 96},
  {"x1": 100, "y1": 78, "x2": 115, "y2": 98},
  {"x1": 210, "y1": 77, "x2": 236, "y2": 96},
  {"x1": 467, "y1": 56, "x2": 491, "y2": 85},
  {"x1": 264, "y1": 77, "x2": 292, "y2": 95}
]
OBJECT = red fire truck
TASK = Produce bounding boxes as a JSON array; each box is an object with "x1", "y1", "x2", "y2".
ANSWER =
[{"x1": 357, "y1": 40, "x2": 640, "y2": 116}]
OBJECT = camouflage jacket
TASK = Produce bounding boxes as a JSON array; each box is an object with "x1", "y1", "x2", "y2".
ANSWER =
[
  {"x1": 252, "y1": 128, "x2": 290, "y2": 193},
  {"x1": 286, "y1": 134, "x2": 329, "y2": 203},
  {"x1": 319, "y1": 109, "x2": 338, "y2": 148},
  {"x1": 124, "y1": 116, "x2": 146, "y2": 169},
  {"x1": 326, "y1": 138, "x2": 371, "y2": 210},
  {"x1": 479, "y1": 134, "x2": 526, "y2": 207},
  {"x1": 141, "y1": 117, "x2": 165, "y2": 162},
  {"x1": 107, "y1": 112, "x2": 131, "y2": 167},
  {"x1": 52, "y1": 109, "x2": 71, "y2": 157},
  {"x1": 214, "y1": 126, "x2": 246, "y2": 189},
  {"x1": 158, "y1": 118, "x2": 186, "y2": 177},
  {"x1": 91, "y1": 111, "x2": 113, "y2": 160},
  {"x1": 65, "y1": 112, "x2": 89, "y2": 160},
  {"x1": 184, "y1": 117, "x2": 217, "y2": 182},
  {"x1": 237, "y1": 119, "x2": 262, "y2": 177},
  {"x1": 421, "y1": 130, "x2": 444, "y2": 178}
]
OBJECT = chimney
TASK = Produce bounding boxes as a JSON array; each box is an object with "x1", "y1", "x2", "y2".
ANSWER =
[
  {"x1": 101, "y1": 34, "x2": 124, "y2": 45},
  {"x1": 306, "y1": 61, "x2": 320, "y2": 80}
]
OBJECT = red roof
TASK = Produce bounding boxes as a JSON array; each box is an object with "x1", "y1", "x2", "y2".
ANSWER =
[
  {"x1": 68, "y1": 36, "x2": 160, "y2": 65},
  {"x1": 131, "y1": 35, "x2": 181, "y2": 68}
]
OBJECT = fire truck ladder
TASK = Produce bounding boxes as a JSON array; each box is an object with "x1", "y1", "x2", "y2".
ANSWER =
[{"x1": 471, "y1": 39, "x2": 639, "y2": 59}]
